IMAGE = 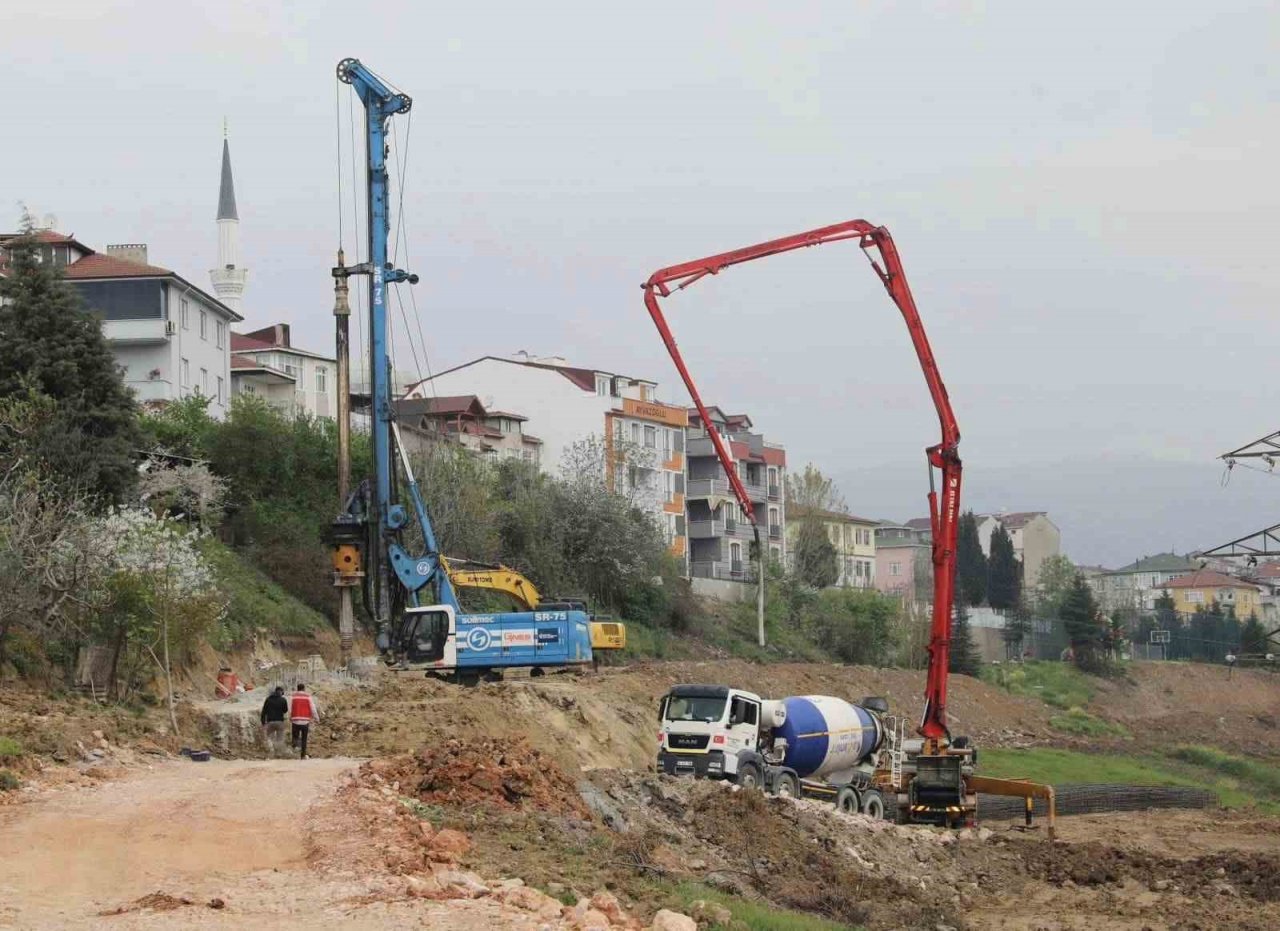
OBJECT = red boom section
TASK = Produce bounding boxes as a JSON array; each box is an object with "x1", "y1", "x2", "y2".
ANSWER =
[{"x1": 642, "y1": 220, "x2": 961, "y2": 741}]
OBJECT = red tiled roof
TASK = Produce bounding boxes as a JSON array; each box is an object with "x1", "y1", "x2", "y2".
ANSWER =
[
  {"x1": 63, "y1": 252, "x2": 172, "y2": 279},
  {"x1": 397, "y1": 395, "x2": 487, "y2": 418},
  {"x1": 231, "y1": 333, "x2": 277, "y2": 352},
  {"x1": 229, "y1": 354, "x2": 260, "y2": 368},
  {"x1": 1159, "y1": 569, "x2": 1257, "y2": 591},
  {"x1": 904, "y1": 518, "x2": 933, "y2": 531},
  {"x1": 486, "y1": 410, "x2": 528, "y2": 421},
  {"x1": 521, "y1": 434, "x2": 543, "y2": 445}
]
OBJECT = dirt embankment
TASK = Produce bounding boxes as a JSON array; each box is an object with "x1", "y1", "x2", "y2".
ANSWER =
[
  {"x1": 1089, "y1": 663, "x2": 1280, "y2": 756},
  {"x1": 315, "y1": 659, "x2": 1057, "y2": 776}
]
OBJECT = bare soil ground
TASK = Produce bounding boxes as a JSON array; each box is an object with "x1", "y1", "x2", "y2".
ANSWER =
[{"x1": 5, "y1": 658, "x2": 1280, "y2": 930}]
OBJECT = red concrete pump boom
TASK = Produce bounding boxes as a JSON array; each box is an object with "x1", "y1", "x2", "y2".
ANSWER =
[{"x1": 642, "y1": 220, "x2": 961, "y2": 742}]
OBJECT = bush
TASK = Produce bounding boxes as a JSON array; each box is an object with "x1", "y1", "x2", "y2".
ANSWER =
[
  {"x1": 1048, "y1": 707, "x2": 1129, "y2": 738},
  {"x1": 0, "y1": 769, "x2": 20, "y2": 792},
  {"x1": 0, "y1": 736, "x2": 23, "y2": 759}
]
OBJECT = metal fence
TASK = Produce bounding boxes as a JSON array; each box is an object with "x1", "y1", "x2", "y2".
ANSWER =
[{"x1": 980, "y1": 783, "x2": 1216, "y2": 821}]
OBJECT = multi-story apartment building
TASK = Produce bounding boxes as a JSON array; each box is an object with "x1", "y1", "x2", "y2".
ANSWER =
[
  {"x1": 230, "y1": 324, "x2": 336, "y2": 419},
  {"x1": 404, "y1": 353, "x2": 688, "y2": 562},
  {"x1": 685, "y1": 407, "x2": 786, "y2": 583},
  {"x1": 993, "y1": 511, "x2": 1061, "y2": 592},
  {"x1": 1157, "y1": 569, "x2": 1262, "y2": 618},
  {"x1": 1089, "y1": 553, "x2": 1195, "y2": 613},
  {"x1": 786, "y1": 510, "x2": 876, "y2": 588},
  {"x1": 389, "y1": 395, "x2": 543, "y2": 466},
  {"x1": 874, "y1": 522, "x2": 933, "y2": 600},
  {"x1": 0, "y1": 229, "x2": 241, "y2": 417}
]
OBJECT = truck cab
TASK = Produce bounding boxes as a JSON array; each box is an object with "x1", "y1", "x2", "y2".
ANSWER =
[{"x1": 657, "y1": 685, "x2": 765, "y2": 781}]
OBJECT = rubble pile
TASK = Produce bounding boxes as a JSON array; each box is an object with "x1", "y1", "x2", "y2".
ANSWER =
[{"x1": 362, "y1": 736, "x2": 591, "y2": 816}]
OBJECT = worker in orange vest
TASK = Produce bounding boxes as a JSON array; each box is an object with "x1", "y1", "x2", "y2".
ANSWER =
[{"x1": 288, "y1": 683, "x2": 320, "y2": 759}]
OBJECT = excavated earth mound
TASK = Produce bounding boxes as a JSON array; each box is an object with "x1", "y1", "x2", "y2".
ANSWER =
[{"x1": 362, "y1": 737, "x2": 590, "y2": 817}]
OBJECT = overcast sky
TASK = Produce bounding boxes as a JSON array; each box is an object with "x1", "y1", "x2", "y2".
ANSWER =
[{"x1": 6, "y1": 1, "x2": 1279, "y2": 566}]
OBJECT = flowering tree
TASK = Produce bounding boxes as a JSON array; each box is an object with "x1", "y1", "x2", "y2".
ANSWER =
[{"x1": 83, "y1": 509, "x2": 226, "y2": 727}]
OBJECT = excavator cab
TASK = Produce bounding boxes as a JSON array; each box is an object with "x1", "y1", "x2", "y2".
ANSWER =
[{"x1": 398, "y1": 605, "x2": 453, "y2": 665}]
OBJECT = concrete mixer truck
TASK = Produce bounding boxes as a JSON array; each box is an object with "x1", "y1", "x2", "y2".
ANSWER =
[{"x1": 657, "y1": 684, "x2": 978, "y2": 826}]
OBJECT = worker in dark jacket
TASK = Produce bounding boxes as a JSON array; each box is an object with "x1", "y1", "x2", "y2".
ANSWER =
[{"x1": 260, "y1": 686, "x2": 289, "y2": 759}]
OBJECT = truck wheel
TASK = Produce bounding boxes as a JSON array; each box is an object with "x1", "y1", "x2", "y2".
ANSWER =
[
  {"x1": 836, "y1": 786, "x2": 861, "y2": 813},
  {"x1": 860, "y1": 789, "x2": 886, "y2": 820},
  {"x1": 773, "y1": 772, "x2": 799, "y2": 799},
  {"x1": 736, "y1": 763, "x2": 762, "y2": 791},
  {"x1": 530, "y1": 667, "x2": 545, "y2": 678}
]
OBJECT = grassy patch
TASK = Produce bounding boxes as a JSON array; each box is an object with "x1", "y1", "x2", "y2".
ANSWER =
[
  {"x1": 666, "y1": 882, "x2": 856, "y2": 931},
  {"x1": 1048, "y1": 707, "x2": 1130, "y2": 738},
  {"x1": 982, "y1": 747, "x2": 1280, "y2": 813},
  {"x1": 0, "y1": 736, "x2": 23, "y2": 759},
  {"x1": 981, "y1": 660, "x2": 1095, "y2": 710},
  {"x1": 0, "y1": 769, "x2": 20, "y2": 792},
  {"x1": 1169, "y1": 746, "x2": 1280, "y2": 797},
  {"x1": 201, "y1": 539, "x2": 327, "y2": 648}
]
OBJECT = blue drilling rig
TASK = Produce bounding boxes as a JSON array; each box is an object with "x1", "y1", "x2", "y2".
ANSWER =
[{"x1": 328, "y1": 59, "x2": 600, "y2": 681}]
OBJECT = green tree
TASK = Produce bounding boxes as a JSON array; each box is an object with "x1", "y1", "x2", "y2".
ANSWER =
[
  {"x1": 1035, "y1": 554, "x2": 1077, "y2": 616},
  {"x1": 987, "y1": 523, "x2": 1021, "y2": 610},
  {"x1": 785, "y1": 464, "x2": 843, "y2": 590},
  {"x1": 1241, "y1": 612, "x2": 1270, "y2": 655},
  {"x1": 949, "y1": 601, "x2": 981, "y2": 676},
  {"x1": 1060, "y1": 573, "x2": 1105, "y2": 671},
  {"x1": 956, "y1": 511, "x2": 987, "y2": 606},
  {"x1": 0, "y1": 223, "x2": 140, "y2": 502},
  {"x1": 793, "y1": 520, "x2": 838, "y2": 589},
  {"x1": 1002, "y1": 595, "x2": 1033, "y2": 659}
]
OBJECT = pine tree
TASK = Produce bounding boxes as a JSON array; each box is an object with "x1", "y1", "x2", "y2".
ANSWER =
[
  {"x1": 0, "y1": 223, "x2": 139, "y2": 501},
  {"x1": 987, "y1": 523, "x2": 1021, "y2": 610},
  {"x1": 1241, "y1": 612, "x2": 1270, "y2": 655},
  {"x1": 1060, "y1": 573, "x2": 1105, "y2": 671},
  {"x1": 793, "y1": 518, "x2": 838, "y2": 589},
  {"x1": 1002, "y1": 595, "x2": 1033, "y2": 659},
  {"x1": 950, "y1": 601, "x2": 981, "y2": 676},
  {"x1": 956, "y1": 511, "x2": 987, "y2": 607}
]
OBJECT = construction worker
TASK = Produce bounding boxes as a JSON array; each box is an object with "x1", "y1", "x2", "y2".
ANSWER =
[
  {"x1": 289, "y1": 683, "x2": 320, "y2": 759},
  {"x1": 259, "y1": 686, "x2": 288, "y2": 758}
]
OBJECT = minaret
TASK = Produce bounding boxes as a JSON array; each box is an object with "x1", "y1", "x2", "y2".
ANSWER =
[{"x1": 210, "y1": 127, "x2": 247, "y2": 314}]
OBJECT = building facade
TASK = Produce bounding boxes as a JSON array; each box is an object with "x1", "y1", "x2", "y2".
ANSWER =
[
  {"x1": 1156, "y1": 569, "x2": 1262, "y2": 618},
  {"x1": 786, "y1": 509, "x2": 876, "y2": 588},
  {"x1": 1089, "y1": 553, "x2": 1195, "y2": 613},
  {"x1": 391, "y1": 395, "x2": 543, "y2": 465},
  {"x1": 405, "y1": 353, "x2": 688, "y2": 561},
  {"x1": 1, "y1": 230, "x2": 242, "y2": 418},
  {"x1": 685, "y1": 407, "x2": 786, "y2": 582},
  {"x1": 999, "y1": 511, "x2": 1061, "y2": 592},
  {"x1": 230, "y1": 324, "x2": 336, "y2": 419},
  {"x1": 875, "y1": 522, "x2": 932, "y2": 601}
]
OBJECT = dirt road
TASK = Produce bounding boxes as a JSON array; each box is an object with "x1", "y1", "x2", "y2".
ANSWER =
[{"x1": 0, "y1": 759, "x2": 559, "y2": 930}]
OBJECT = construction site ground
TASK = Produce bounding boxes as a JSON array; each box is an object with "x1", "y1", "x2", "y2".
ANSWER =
[{"x1": 2, "y1": 659, "x2": 1279, "y2": 929}]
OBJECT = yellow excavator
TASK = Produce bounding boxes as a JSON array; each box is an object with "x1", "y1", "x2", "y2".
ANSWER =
[{"x1": 440, "y1": 556, "x2": 626, "y2": 652}]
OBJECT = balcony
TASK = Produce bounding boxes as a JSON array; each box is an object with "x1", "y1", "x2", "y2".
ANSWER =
[
  {"x1": 687, "y1": 519, "x2": 725, "y2": 540},
  {"x1": 690, "y1": 560, "x2": 756, "y2": 582},
  {"x1": 687, "y1": 477, "x2": 731, "y2": 499},
  {"x1": 102, "y1": 318, "x2": 170, "y2": 345}
]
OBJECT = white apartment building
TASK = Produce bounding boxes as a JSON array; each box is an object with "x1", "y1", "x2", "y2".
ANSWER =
[
  {"x1": 230, "y1": 324, "x2": 335, "y2": 419},
  {"x1": 406, "y1": 353, "x2": 690, "y2": 563},
  {"x1": 0, "y1": 230, "x2": 241, "y2": 417}
]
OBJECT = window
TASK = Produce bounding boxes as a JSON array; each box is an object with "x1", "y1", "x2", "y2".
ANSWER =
[
  {"x1": 283, "y1": 362, "x2": 299, "y2": 378},
  {"x1": 316, "y1": 367, "x2": 328, "y2": 393},
  {"x1": 180, "y1": 297, "x2": 190, "y2": 329},
  {"x1": 771, "y1": 546, "x2": 781, "y2": 561},
  {"x1": 241, "y1": 383, "x2": 257, "y2": 396},
  {"x1": 199, "y1": 309, "x2": 207, "y2": 340},
  {"x1": 595, "y1": 374, "x2": 609, "y2": 396},
  {"x1": 630, "y1": 422, "x2": 641, "y2": 444},
  {"x1": 613, "y1": 418, "x2": 624, "y2": 441},
  {"x1": 180, "y1": 357, "x2": 189, "y2": 387},
  {"x1": 215, "y1": 320, "x2": 225, "y2": 349},
  {"x1": 216, "y1": 375, "x2": 225, "y2": 404},
  {"x1": 644, "y1": 425, "x2": 656, "y2": 448},
  {"x1": 890, "y1": 561, "x2": 901, "y2": 576},
  {"x1": 200, "y1": 367, "x2": 208, "y2": 394},
  {"x1": 522, "y1": 449, "x2": 536, "y2": 464},
  {"x1": 1185, "y1": 590, "x2": 1204, "y2": 604}
]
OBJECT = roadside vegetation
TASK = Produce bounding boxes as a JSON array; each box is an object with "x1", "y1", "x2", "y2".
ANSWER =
[
  {"x1": 981, "y1": 660, "x2": 1097, "y2": 710},
  {"x1": 983, "y1": 746, "x2": 1280, "y2": 813}
]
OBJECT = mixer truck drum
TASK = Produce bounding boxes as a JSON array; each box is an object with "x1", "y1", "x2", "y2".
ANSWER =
[{"x1": 861, "y1": 696, "x2": 889, "y2": 714}]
